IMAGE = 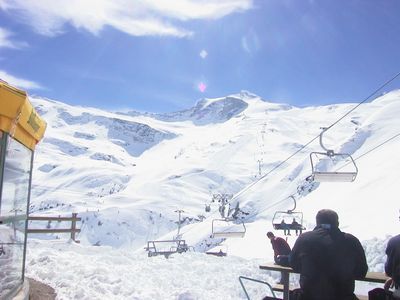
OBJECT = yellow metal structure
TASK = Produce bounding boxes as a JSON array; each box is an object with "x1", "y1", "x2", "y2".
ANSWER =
[{"x1": 0, "y1": 81, "x2": 46, "y2": 149}]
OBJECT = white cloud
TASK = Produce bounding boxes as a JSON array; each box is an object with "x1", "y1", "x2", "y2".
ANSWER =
[
  {"x1": 144, "y1": 0, "x2": 252, "y2": 21},
  {"x1": 0, "y1": 70, "x2": 43, "y2": 90},
  {"x1": 0, "y1": 0, "x2": 252, "y2": 38},
  {"x1": 200, "y1": 49, "x2": 208, "y2": 59},
  {"x1": 0, "y1": 27, "x2": 27, "y2": 49}
]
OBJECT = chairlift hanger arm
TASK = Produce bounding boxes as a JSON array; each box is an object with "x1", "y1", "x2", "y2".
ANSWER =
[
  {"x1": 319, "y1": 127, "x2": 334, "y2": 156},
  {"x1": 287, "y1": 195, "x2": 296, "y2": 213}
]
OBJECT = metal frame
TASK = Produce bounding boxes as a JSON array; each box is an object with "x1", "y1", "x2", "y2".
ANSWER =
[
  {"x1": 0, "y1": 132, "x2": 6, "y2": 213},
  {"x1": 22, "y1": 148, "x2": 34, "y2": 281},
  {"x1": 310, "y1": 151, "x2": 358, "y2": 182},
  {"x1": 272, "y1": 196, "x2": 305, "y2": 236},
  {"x1": 272, "y1": 211, "x2": 305, "y2": 236},
  {"x1": 0, "y1": 133, "x2": 33, "y2": 299},
  {"x1": 310, "y1": 127, "x2": 358, "y2": 182},
  {"x1": 145, "y1": 239, "x2": 189, "y2": 258},
  {"x1": 238, "y1": 276, "x2": 277, "y2": 300},
  {"x1": 211, "y1": 218, "x2": 246, "y2": 238}
]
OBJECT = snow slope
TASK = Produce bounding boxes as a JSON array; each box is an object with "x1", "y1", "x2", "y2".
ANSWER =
[{"x1": 25, "y1": 90, "x2": 400, "y2": 299}]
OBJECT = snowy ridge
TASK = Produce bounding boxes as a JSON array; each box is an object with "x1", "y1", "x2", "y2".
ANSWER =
[
  {"x1": 26, "y1": 90, "x2": 400, "y2": 299},
  {"x1": 153, "y1": 96, "x2": 248, "y2": 125}
]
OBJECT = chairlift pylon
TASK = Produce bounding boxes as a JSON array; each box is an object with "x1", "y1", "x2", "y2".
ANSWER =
[
  {"x1": 145, "y1": 210, "x2": 193, "y2": 258},
  {"x1": 310, "y1": 127, "x2": 358, "y2": 182},
  {"x1": 272, "y1": 195, "x2": 305, "y2": 236}
]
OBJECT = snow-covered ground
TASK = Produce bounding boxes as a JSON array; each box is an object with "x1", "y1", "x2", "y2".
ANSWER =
[
  {"x1": 25, "y1": 236, "x2": 390, "y2": 300},
  {"x1": 25, "y1": 90, "x2": 400, "y2": 299}
]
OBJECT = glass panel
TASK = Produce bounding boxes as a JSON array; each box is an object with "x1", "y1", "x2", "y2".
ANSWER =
[
  {"x1": 0, "y1": 136, "x2": 31, "y2": 297},
  {"x1": 1, "y1": 137, "x2": 32, "y2": 217},
  {"x1": 0, "y1": 219, "x2": 25, "y2": 299}
]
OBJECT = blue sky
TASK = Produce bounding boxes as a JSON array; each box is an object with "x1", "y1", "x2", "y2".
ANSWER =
[{"x1": 1, "y1": 0, "x2": 400, "y2": 113}]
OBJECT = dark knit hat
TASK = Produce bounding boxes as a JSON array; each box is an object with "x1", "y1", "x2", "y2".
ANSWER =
[{"x1": 316, "y1": 209, "x2": 339, "y2": 228}]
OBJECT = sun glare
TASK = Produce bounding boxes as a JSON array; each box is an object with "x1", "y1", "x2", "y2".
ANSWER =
[{"x1": 198, "y1": 82, "x2": 207, "y2": 93}]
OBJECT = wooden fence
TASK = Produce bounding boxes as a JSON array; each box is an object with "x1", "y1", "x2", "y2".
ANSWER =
[{"x1": 27, "y1": 213, "x2": 81, "y2": 243}]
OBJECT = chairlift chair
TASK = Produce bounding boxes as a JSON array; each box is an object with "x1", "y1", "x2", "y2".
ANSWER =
[
  {"x1": 272, "y1": 211, "x2": 304, "y2": 236},
  {"x1": 272, "y1": 196, "x2": 305, "y2": 236},
  {"x1": 310, "y1": 127, "x2": 358, "y2": 182},
  {"x1": 145, "y1": 239, "x2": 189, "y2": 258},
  {"x1": 211, "y1": 218, "x2": 246, "y2": 238}
]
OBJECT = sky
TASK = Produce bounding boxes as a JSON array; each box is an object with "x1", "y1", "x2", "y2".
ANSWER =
[{"x1": 1, "y1": 0, "x2": 400, "y2": 113}]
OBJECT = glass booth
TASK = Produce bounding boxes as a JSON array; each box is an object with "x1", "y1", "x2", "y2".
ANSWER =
[{"x1": 0, "y1": 81, "x2": 46, "y2": 299}]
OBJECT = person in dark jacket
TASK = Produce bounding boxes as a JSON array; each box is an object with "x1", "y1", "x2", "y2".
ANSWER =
[
  {"x1": 385, "y1": 234, "x2": 400, "y2": 298},
  {"x1": 290, "y1": 209, "x2": 368, "y2": 300}
]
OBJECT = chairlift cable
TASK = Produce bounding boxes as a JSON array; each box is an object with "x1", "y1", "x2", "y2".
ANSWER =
[
  {"x1": 205, "y1": 75, "x2": 400, "y2": 229},
  {"x1": 230, "y1": 136, "x2": 319, "y2": 202},
  {"x1": 32, "y1": 133, "x2": 400, "y2": 239},
  {"x1": 35, "y1": 130, "x2": 400, "y2": 240},
  {"x1": 31, "y1": 72, "x2": 400, "y2": 239},
  {"x1": 352, "y1": 133, "x2": 400, "y2": 162},
  {"x1": 334, "y1": 132, "x2": 400, "y2": 172},
  {"x1": 246, "y1": 132, "x2": 400, "y2": 222},
  {"x1": 230, "y1": 71, "x2": 400, "y2": 203},
  {"x1": 325, "y1": 71, "x2": 400, "y2": 132},
  {"x1": 164, "y1": 72, "x2": 400, "y2": 237}
]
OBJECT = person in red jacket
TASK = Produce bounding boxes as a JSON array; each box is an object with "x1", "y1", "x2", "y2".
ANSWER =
[{"x1": 267, "y1": 231, "x2": 291, "y2": 266}]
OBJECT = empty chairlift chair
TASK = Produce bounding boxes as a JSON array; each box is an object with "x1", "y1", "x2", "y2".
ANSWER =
[
  {"x1": 208, "y1": 193, "x2": 246, "y2": 238},
  {"x1": 310, "y1": 127, "x2": 358, "y2": 182},
  {"x1": 146, "y1": 239, "x2": 189, "y2": 258},
  {"x1": 212, "y1": 218, "x2": 246, "y2": 238}
]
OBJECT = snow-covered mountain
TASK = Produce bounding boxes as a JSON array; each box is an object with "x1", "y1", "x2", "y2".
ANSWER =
[
  {"x1": 26, "y1": 90, "x2": 400, "y2": 298},
  {"x1": 30, "y1": 91, "x2": 400, "y2": 249}
]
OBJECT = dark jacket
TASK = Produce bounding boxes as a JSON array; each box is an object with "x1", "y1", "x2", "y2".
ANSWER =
[
  {"x1": 385, "y1": 234, "x2": 400, "y2": 288},
  {"x1": 290, "y1": 226, "x2": 368, "y2": 300}
]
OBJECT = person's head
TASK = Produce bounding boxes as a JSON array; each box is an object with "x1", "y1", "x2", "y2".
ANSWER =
[
  {"x1": 316, "y1": 209, "x2": 339, "y2": 229},
  {"x1": 267, "y1": 231, "x2": 275, "y2": 240}
]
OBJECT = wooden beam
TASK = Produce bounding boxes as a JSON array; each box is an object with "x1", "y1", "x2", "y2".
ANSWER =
[
  {"x1": 28, "y1": 216, "x2": 81, "y2": 222},
  {"x1": 27, "y1": 229, "x2": 81, "y2": 234}
]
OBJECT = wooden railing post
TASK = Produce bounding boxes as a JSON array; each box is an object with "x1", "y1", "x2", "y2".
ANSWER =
[{"x1": 71, "y1": 213, "x2": 77, "y2": 242}]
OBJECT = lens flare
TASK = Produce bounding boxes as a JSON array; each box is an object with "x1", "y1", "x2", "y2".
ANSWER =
[{"x1": 198, "y1": 82, "x2": 207, "y2": 92}]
